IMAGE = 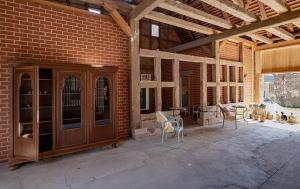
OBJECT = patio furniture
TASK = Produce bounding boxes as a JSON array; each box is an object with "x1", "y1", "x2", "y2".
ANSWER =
[
  {"x1": 218, "y1": 103, "x2": 248, "y2": 129},
  {"x1": 156, "y1": 111, "x2": 184, "y2": 144},
  {"x1": 192, "y1": 105, "x2": 201, "y2": 123}
]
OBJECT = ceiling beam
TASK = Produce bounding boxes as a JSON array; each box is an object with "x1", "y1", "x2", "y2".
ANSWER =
[
  {"x1": 245, "y1": 33, "x2": 273, "y2": 44},
  {"x1": 200, "y1": 0, "x2": 257, "y2": 22},
  {"x1": 145, "y1": 11, "x2": 216, "y2": 35},
  {"x1": 167, "y1": 9, "x2": 300, "y2": 52},
  {"x1": 158, "y1": 0, "x2": 232, "y2": 29},
  {"x1": 130, "y1": 0, "x2": 165, "y2": 21},
  {"x1": 265, "y1": 27, "x2": 294, "y2": 40},
  {"x1": 256, "y1": 38, "x2": 300, "y2": 51},
  {"x1": 257, "y1": 0, "x2": 289, "y2": 14}
]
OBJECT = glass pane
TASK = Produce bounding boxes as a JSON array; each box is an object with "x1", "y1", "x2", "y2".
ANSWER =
[
  {"x1": 63, "y1": 75, "x2": 81, "y2": 129},
  {"x1": 95, "y1": 77, "x2": 110, "y2": 125},
  {"x1": 19, "y1": 73, "x2": 33, "y2": 138}
]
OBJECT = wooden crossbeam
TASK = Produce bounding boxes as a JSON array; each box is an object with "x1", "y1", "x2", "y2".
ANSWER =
[
  {"x1": 265, "y1": 27, "x2": 294, "y2": 40},
  {"x1": 102, "y1": 2, "x2": 132, "y2": 37},
  {"x1": 200, "y1": 0, "x2": 257, "y2": 22},
  {"x1": 257, "y1": 0, "x2": 288, "y2": 14},
  {"x1": 246, "y1": 33, "x2": 273, "y2": 44},
  {"x1": 168, "y1": 9, "x2": 300, "y2": 52},
  {"x1": 256, "y1": 38, "x2": 300, "y2": 51},
  {"x1": 79, "y1": 0, "x2": 133, "y2": 14},
  {"x1": 145, "y1": 11, "x2": 216, "y2": 35},
  {"x1": 130, "y1": 0, "x2": 165, "y2": 21},
  {"x1": 159, "y1": 0, "x2": 232, "y2": 29}
]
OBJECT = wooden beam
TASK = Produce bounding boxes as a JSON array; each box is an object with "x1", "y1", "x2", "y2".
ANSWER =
[
  {"x1": 257, "y1": 0, "x2": 288, "y2": 14},
  {"x1": 154, "y1": 57, "x2": 162, "y2": 111},
  {"x1": 293, "y1": 21, "x2": 300, "y2": 28},
  {"x1": 265, "y1": 27, "x2": 294, "y2": 40},
  {"x1": 200, "y1": 0, "x2": 257, "y2": 22},
  {"x1": 129, "y1": 20, "x2": 140, "y2": 137},
  {"x1": 139, "y1": 48, "x2": 216, "y2": 64},
  {"x1": 130, "y1": 0, "x2": 164, "y2": 21},
  {"x1": 168, "y1": 9, "x2": 300, "y2": 52},
  {"x1": 256, "y1": 38, "x2": 300, "y2": 51},
  {"x1": 173, "y1": 59, "x2": 180, "y2": 108},
  {"x1": 144, "y1": 11, "x2": 216, "y2": 35},
  {"x1": 102, "y1": 2, "x2": 132, "y2": 37},
  {"x1": 245, "y1": 33, "x2": 273, "y2": 44},
  {"x1": 159, "y1": 0, "x2": 232, "y2": 29}
]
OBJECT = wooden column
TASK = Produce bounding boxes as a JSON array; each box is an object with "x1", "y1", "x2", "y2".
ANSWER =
[
  {"x1": 226, "y1": 65, "x2": 230, "y2": 103},
  {"x1": 214, "y1": 41, "x2": 221, "y2": 107},
  {"x1": 154, "y1": 57, "x2": 162, "y2": 111},
  {"x1": 254, "y1": 51, "x2": 262, "y2": 103},
  {"x1": 173, "y1": 59, "x2": 180, "y2": 111},
  {"x1": 129, "y1": 20, "x2": 140, "y2": 138},
  {"x1": 200, "y1": 63, "x2": 207, "y2": 125}
]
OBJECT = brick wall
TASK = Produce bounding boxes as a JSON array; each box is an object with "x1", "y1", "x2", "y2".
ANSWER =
[{"x1": 0, "y1": 0, "x2": 130, "y2": 161}]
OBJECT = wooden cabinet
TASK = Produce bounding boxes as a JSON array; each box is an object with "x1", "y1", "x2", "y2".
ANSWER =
[{"x1": 11, "y1": 64, "x2": 118, "y2": 167}]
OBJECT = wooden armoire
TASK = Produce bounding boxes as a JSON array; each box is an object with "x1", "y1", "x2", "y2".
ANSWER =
[{"x1": 10, "y1": 63, "x2": 118, "y2": 167}]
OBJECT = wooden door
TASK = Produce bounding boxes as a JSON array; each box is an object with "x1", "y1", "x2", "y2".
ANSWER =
[
  {"x1": 12, "y1": 67, "x2": 39, "y2": 164},
  {"x1": 90, "y1": 73, "x2": 115, "y2": 142},
  {"x1": 56, "y1": 71, "x2": 86, "y2": 148}
]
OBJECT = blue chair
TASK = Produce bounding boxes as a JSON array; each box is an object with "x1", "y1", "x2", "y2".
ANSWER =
[{"x1": 156, "y1": 111, "x2": 184, "y2": 144}]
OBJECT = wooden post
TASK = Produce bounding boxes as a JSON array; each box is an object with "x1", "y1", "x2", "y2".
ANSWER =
[
  {"x1": 154, "y1": 57, "x2": 162, "y2": 111},
  {"x1": 200, "y1": 63, "x2": 207, "y2": 125},
  {"x1": 173, "y1": 59, "x2": 180, "y2": 112},
  {"x1": 215, "y1": 41, "x2": 221, "y2": 107},
  {"x1": 129, "y1": 20, "x2": 140, "y2": 138},
  {"x1": 227, "y1": 65, "x2": 230, "y2": 103}
]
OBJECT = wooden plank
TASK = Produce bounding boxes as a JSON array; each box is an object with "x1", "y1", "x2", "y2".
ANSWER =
[
  {"x1": 144, "y1": 11, "x2": 216, "y2": 35},
  {"x1": 256, "y1": 38, "x2": 300, "y2": 51},
  {"x1": 200, "y1": 0, "x2": 257, "y2": 22},
  {"x1": 257, "y1": 0, "x2": 288, "y2": 14},
  {"x1": 154, "y1": 57, "x2": 162, "y2": 111},
  {"x1": 168, "y1": 9, "x2": 300, "y2": 52},
  {"x1": 102, "y1": 2, "x2": 132, "y2": 37},
  {"x1": 129, "y1": 20, "x2": 140, "y2": 137},
  {"x1": 220, "y1": 59, "x2": 243, "y2": 66},
  {"x1": 139, "y1": 48, "x2": 216, "y2": 64},
  {"x1": 173, "y1": 60, "x2": 180, "y2": 108},
  {"x1": 161, "y1": 82, "x2": 176, "y2": 88},
  {"x1": 130, "y1": 0, "x2": 165, "y2": 21},
  {"x1": 159, "y1": 0, "x2": 232, "y2": 29},
  {"x1": 140, "y1": 81, "x2": 158, "y2": 88}
]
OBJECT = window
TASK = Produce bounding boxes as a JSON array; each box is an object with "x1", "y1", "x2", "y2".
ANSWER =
[
  {"x1": 88, "y1": 8, "x2": 101, "y2": 14},
  {"x1": 140, "y1": 88, "x2": 150, "y2": 111},
  {"x1": 151, "y1": 24, "x2": 159, "y2": 37}
]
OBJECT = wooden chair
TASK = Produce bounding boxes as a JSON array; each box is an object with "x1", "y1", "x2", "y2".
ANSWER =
[{"x1": 218, "y1": 103, "x2": 238, "y2": 129}]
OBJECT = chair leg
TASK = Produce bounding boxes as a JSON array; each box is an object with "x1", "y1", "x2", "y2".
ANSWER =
[
  {"x1": 235, "y1": 120, "x2": 237, "y2": 129},
  {"x1": 222, "y1": 118, "x2": 225, "y2": 128}
]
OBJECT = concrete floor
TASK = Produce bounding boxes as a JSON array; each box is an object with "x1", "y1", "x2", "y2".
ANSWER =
[{"x1": 1, "y1": 122, "x2": 300, "y2": 189}]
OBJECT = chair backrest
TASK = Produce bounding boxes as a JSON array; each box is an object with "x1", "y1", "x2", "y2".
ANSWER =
[
  {"x1": 218, "y1": 103, "x2": 229, "y2": 118},
  {"x1": 156, "y1": 111, "x2": 168, "y2": 123}
]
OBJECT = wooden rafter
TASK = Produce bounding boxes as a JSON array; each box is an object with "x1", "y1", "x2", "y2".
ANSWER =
[
  {"x1": 257, "y1": 0, "x2": 289, "y2": 14},
  {"x1": 200, "y1": 0, "x2": 257, "y2": 22},
  {"x1": 130, "y1": 0, "x2": 165, "y2": 21},
  {"x1": 145, "y1": 11, "x2": 216, "y2": 35},
  {"x1": 79, "y1": 0, "x2": 133, "y2": 14},
  {"x1": 158, "y1": 0, "x2": 232, "y2": 29},
  {"x1": 167, "y1": 9, "x2": 300, "y2": 51},
  {"x1": 102, "y1": 2, "x2": 132, "y2": 37}
]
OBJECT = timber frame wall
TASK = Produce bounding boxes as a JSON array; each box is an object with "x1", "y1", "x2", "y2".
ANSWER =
[{"x1": 130, "y1": 30, "x2": 252, "y2": 131}]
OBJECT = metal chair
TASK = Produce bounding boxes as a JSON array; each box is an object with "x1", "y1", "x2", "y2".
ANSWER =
[
  {"x1": 218, "y1": 103, "x2": 238, "y2": 129},
  {"x1": 156, "y1": 111, "x2": 184, "y2": 144}
]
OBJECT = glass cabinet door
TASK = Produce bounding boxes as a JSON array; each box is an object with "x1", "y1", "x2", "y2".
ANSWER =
[
  {"x1": 56, "y1": 71, "x2": 86, "y2": 148},
  {"x1": 13, "y1": 67, "x2": 39, "y2": 162},
  {"x1": 91, "y1": 74, "x2": 114, "y2": 142},
  {"x1": 95, "y1": 77, "x2": 110, "y2": 126},
  {"x1": 62, "y1": 75, "x2": 81, "y2": 129}
]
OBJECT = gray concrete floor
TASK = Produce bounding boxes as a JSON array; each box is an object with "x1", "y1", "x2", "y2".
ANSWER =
[{"x1": 1, "y1": 122, "x2": 300, "y2": 189}]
